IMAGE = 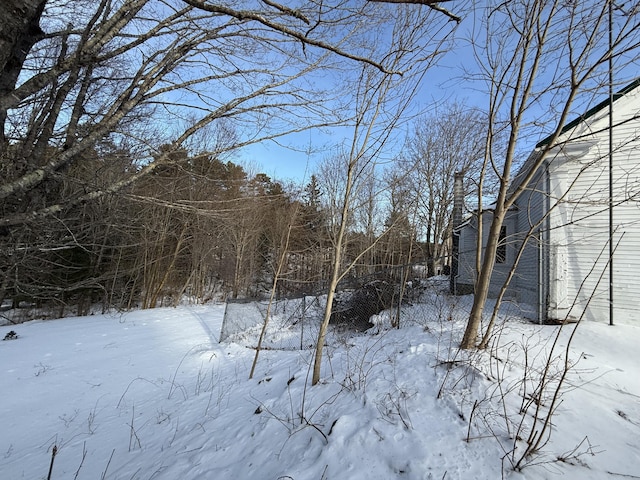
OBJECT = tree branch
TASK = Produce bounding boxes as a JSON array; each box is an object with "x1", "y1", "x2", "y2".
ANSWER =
[
  {"x1": 182, "y1": 0, "x2": 401, "y2": 74},
  {"x1": 367, "y1": 0, "x2": 461, "y2": 23}
]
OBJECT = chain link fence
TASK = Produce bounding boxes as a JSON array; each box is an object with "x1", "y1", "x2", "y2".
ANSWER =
[
  {"x1": 220, "y1": 294, "x2": 324, "y2": 350},
  {"x1": 220, "y1": 266, "x2": 430, "y2": 350}
]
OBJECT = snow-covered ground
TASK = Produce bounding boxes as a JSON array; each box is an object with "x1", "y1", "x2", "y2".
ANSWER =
[{"x1": 1, "y1": 286, "x2": 639, "y2": 479}]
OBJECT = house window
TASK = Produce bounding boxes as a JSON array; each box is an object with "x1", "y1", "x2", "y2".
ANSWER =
[{"x1": 496, "y1": 226, "x2": 507, "y2": 263}]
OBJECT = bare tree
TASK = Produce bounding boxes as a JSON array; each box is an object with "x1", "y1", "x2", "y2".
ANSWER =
[
  {"x1": 380, "y1": 171, "x2": 416, "y2": 271},
  {"x1": 399, "y1": 103, "x2": 487, "y2": 276},
  {"x1": 311, "y1": 4, "x2": 459, "y2": 384},
  {"x1": 249, "y1": 197, "x2": 301, "y2": 379},
  {"x1": 460, "y1": 0, "x2": 640, "y2": 348},
  {"x1": 0, "y1": 0, "x2": 415, "y2": 228}
]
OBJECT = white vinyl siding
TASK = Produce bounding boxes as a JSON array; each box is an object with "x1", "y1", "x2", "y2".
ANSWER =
[
  {"x1": 454, "y1": 80, "x2": 640, "y2": 325},
  {"x1": 552, "y1": 107, "x2": 640, "y2": 323},
  {"x1": 513, "y1": 165, "x2": 546, "y2": 311}
]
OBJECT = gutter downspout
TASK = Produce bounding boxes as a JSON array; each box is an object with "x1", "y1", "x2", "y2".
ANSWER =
[
  {"x1": 608, "y1": 0, "x2": 615, "y2": 326},
  {"x1": 540, "y1": 158, "x2": 551, "y2": 324},
  {"x1": 538, "y1": 229, "x2": 543, "y2": 324}
]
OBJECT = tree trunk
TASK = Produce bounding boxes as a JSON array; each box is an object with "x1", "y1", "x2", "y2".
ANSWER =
[
  {"x1": 312, "y1": 167, "x2": 352, "y2": 385},
  {"x1": 0, "y1": 0, "x2": 47, "y2": 149},
  {"x1": 460, "y1": 205, "x2": 506, "y2": 349}
]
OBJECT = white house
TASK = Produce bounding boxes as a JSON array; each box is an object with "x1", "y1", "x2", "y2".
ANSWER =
[{"x1": 453, "y1": 78, "x2": 640, "y2": 325}]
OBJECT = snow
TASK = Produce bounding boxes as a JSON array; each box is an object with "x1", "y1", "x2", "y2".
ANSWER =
[{"x1": 1, "y1": 288, "x2": 639, "y2": 480}]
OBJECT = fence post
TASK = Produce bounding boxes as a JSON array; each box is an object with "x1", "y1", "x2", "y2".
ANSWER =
[
  {"x1": 395, "y1": 265, "x2": 405, "y2": 328},
  {"x1": 300, "y1": 294, "x2": 306, "y2": 350}
]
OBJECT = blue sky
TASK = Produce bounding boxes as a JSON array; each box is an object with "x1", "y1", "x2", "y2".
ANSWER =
[
  {"x1": 238, "y1": 50, "x2": 480, "y2": 185},
  {"x1": 233, "y1": 0, "x2": 640, "y2": 186}
]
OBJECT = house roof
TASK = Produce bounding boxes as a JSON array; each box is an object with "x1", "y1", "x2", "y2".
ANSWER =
[
  {"x1": 536, "y1": 77, "x2": 640, "y2": 148},
  {"x1": 506, "y1": 76, "x2": 640, "y2": 196},
  {"x1": 459, "y1": 77, "x2": 640, "y2": 224}
]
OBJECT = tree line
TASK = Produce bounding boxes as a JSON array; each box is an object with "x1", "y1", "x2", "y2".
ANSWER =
[{"x1": 1, "y1": 117, "x2": 484, "y2": 316}]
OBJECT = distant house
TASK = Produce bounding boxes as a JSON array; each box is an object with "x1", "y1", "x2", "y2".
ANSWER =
[{"x1": 453, "y1": 78, "x2": 640, "y2": 324}]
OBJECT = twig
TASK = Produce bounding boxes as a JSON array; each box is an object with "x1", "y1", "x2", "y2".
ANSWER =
[
  {"x1": 117, "y1": 377, "x2": 160, "y2": 408},
  {"x1": 101, "y1": 449, "x2": 115, "y2": 480},
  {"x1": 466, "y1": 400, "x2": 478, "y2": 442},
  {"x1": 168, "y1": 345, "x2": 202, "y2": 399},
  {"x1": 261, "y1": 0, "x2": 310, "y2": 24},
  {"x1": 128, "y1": 406, "x2": 142, "y2": 451},
  {"x1": 367, "y1": 0, "x2": 461, "y2": 23},
  {"x1": 605, "y1": 472, "x2": 640, "y2": 479},
  {"x1": 301, "y1": 415, "x2": 328, "y2": 444},
  {"x1": 47, "y1": 445, "x2": 57, "y2": 480},
  {"x1": 320, "y1": 464, "x2": 329, "y2": 479},
  {"x1": 73, "y1": 442, "x2": 87, "y2": 480}
]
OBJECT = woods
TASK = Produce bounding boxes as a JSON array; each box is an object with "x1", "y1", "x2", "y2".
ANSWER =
[
  {"x1": 0, "y1": 1, "x2": 440, "y2": 312},
  {"x1": 0, "y1": 0, "x2": 461, "y2": 316}
]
